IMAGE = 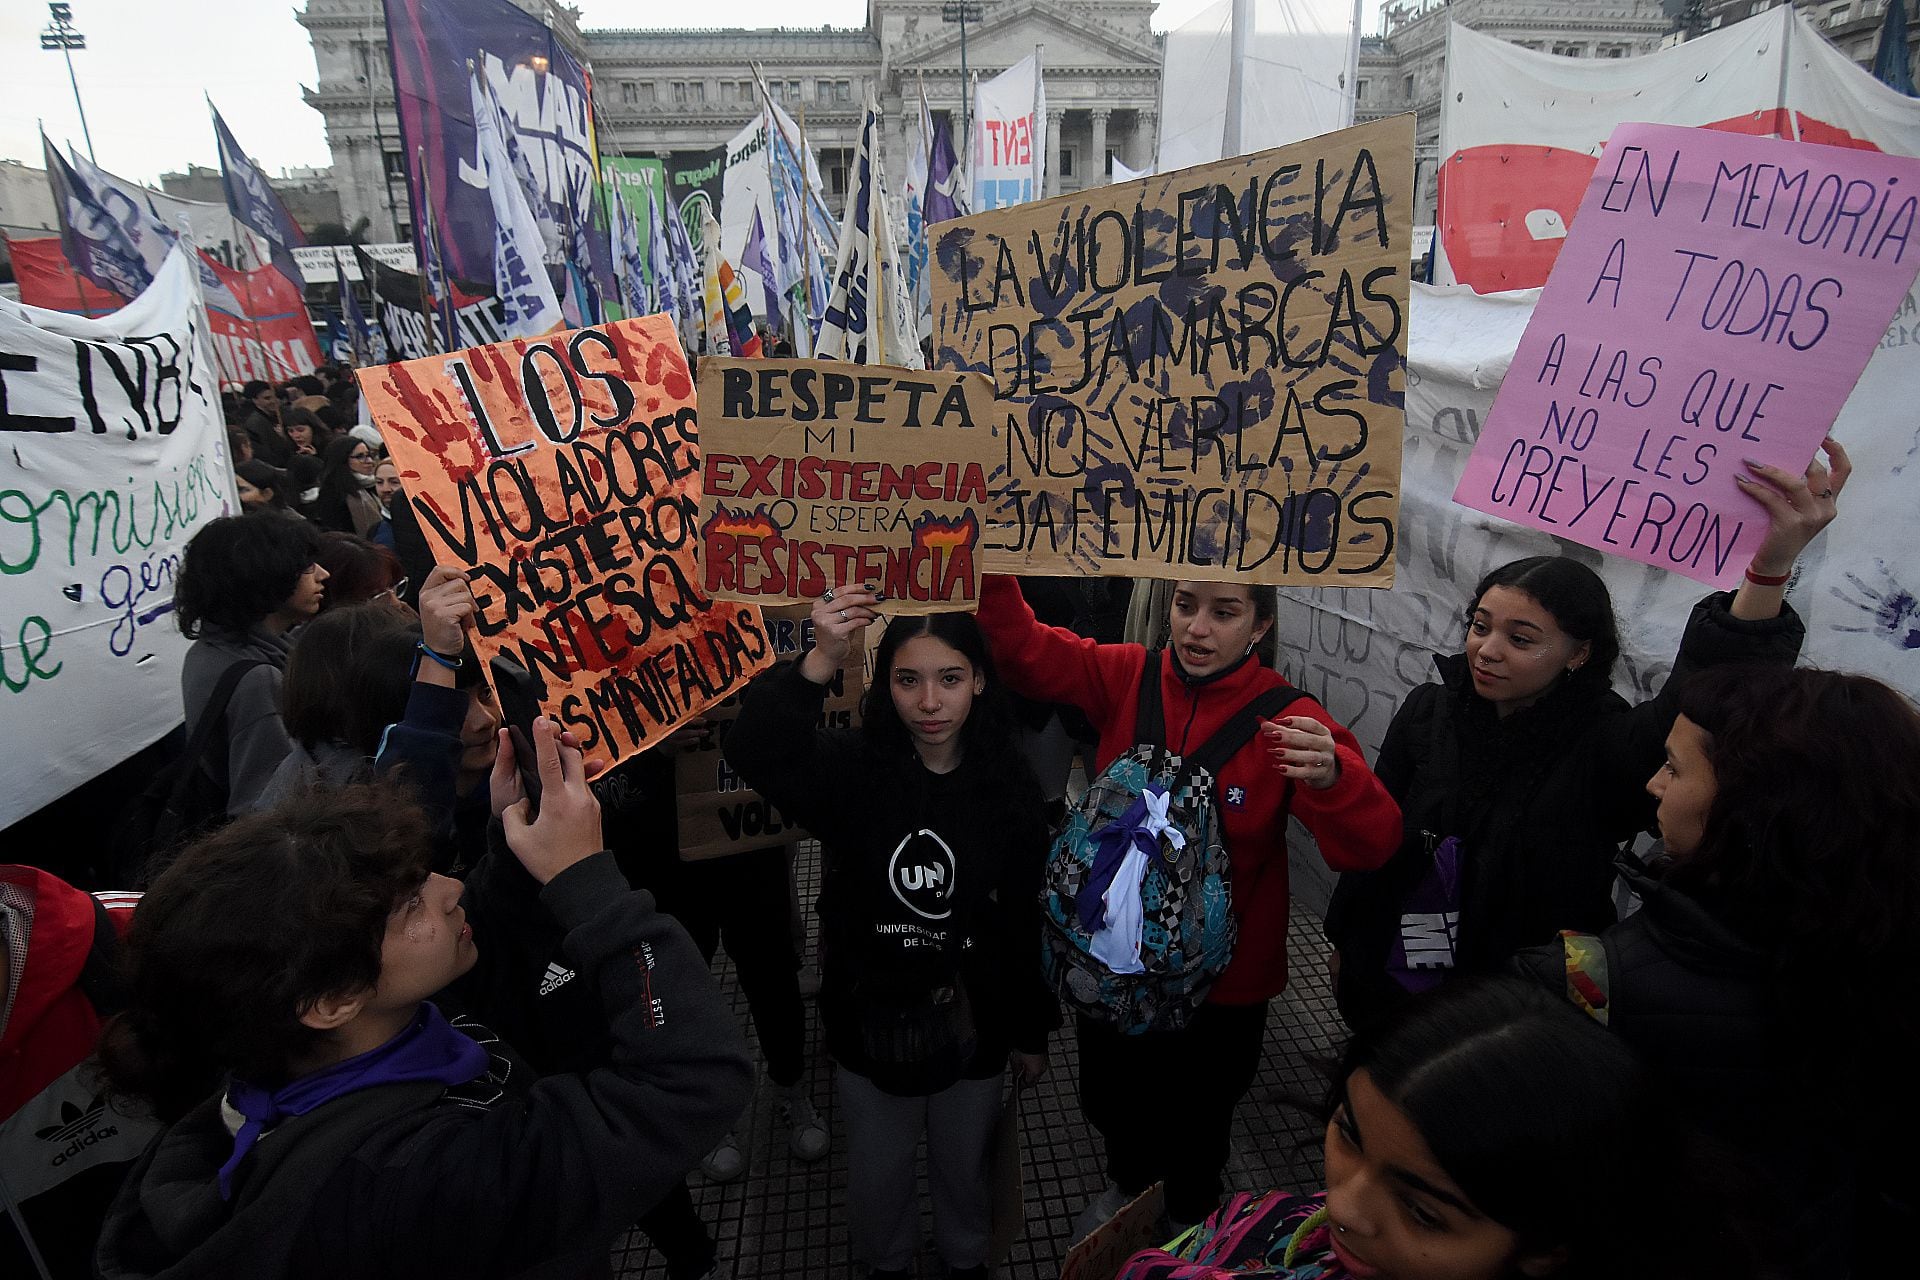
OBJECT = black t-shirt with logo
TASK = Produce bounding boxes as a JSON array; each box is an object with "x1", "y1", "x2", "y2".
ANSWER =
[{"x1": 724, "y1": 661, "x2": 1058, "y2": 1093}]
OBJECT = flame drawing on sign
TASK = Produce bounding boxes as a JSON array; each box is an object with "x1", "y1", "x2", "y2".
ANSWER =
[
  {"x1": 913, "y1": 511, "x2": 980, "y2": 558},
  {"x1": 703, "y1": 506, "x2": 781, "y2": 541}
]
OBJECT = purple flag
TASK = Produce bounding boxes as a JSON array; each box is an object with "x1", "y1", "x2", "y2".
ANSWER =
[
  {"x1": 924, "y1": 112, "x2": 967, "y2": 225},
  {"x1": 381, "y1": 0, "x2": 609, "y2": 302},
  {"x1": 212, "y1": 104, "x2": 307, "y2": 288},
  {"x1": 743, "y1": 206, "x2": 781, "y2": 326}
]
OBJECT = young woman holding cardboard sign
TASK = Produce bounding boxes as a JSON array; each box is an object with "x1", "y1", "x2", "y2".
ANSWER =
[
  {"x1": 974, "y1": 574, "x2": 1401, "y2": 1241},
  {"x1": 724, "y1": 584, "x2": 1057, "y2": 1280},
  {"x1": 1325, "y1": 439, "x2": 1846, "y2": 1032}
]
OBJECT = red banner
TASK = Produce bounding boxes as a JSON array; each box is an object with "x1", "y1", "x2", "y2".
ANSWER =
[
  {"x1": 201, "y1": 253, "x2": 324, "y2": 387},
  {"x1": 9, "y1": 235, "x2": 123, "y2": 317},
  {"x1": 6, "y1": 236, "x2": 322, "y2": 388}
]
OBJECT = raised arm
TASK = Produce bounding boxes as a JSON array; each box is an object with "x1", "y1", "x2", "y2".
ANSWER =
[{"x1": 974, "y1": 574, "x2": 1138, "y2": 729}]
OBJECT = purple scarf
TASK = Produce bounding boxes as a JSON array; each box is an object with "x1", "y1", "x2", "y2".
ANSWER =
[{"x1": 218, "y1": 1001, "x2": 487, "y2": 1199}]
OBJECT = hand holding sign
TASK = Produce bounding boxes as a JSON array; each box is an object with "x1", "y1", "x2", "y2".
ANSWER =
[
  {"x1": 1735, "y1": 436, "x2": 1850, "y2": 576},
  {"x1": 416, "y1": 565, "x2": 477, "y2": 657},
  {"x1": 801, "y1": 583, "x2": 880, "y2": 686}
]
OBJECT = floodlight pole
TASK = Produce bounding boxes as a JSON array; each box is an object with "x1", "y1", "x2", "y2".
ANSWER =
[
  {"x1": 40, "y1": 4, "x2": 96, "y2": 163},
  {"x1": 942, "y1": 3, "x2": 984, "y2": 165}
]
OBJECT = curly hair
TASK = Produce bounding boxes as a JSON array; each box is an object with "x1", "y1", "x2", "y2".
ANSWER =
[
  {"x1": 1668, "y1": 664, "x2": 1920, "y2": 1101},
  {"x1": 94, "y1": 780, "x2": 432, "y2": 1121},
  {"x1": 173, "y1": 512, "x2": 325, "y2": 637}
]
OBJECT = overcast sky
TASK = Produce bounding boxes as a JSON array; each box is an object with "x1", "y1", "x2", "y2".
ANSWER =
[{"x1": 1, "y1": 0, "x2": 1383, "y2": 187}]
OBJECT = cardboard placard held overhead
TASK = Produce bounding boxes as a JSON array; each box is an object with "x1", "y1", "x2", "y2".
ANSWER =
[
  {"x1": 360, "y1": 315, "x2": 773, "y2": 767},
  {"x1": 929, "y1": 114, "x2": 1414, "y2": 586},
  {"x1": 675, "y1": 605, "x2": 864, "y2": 862},
  {"x1": 1453, "y1": 123, "x2": 1920, "y2": 587},
  {"x1": 696, "y1": 358, "x2": 1002, "y2": 612}
]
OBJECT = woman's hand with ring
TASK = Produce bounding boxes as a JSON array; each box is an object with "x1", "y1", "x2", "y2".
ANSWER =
[
  {"x1": 1261, "y1": 715, "x2": 1342, "y2": 791},
  {"x1": 800, "y1": 582, "x2": 880, "y2": 684}
]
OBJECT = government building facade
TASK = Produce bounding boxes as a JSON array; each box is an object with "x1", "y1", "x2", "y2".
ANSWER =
[{"x1": 300, "y1": 0, "x2": 1741, "y2": 243}]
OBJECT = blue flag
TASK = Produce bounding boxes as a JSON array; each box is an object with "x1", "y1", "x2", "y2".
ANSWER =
[
  {"x1": 336, "y1": 257, "x2": 379, "y2": 364},
  {"x1": 1875, "y1": 0, "x2": 1917, "y2": 97},
  {"x1": 211, "y1": 104, "x2": 308, "y2": 288}
]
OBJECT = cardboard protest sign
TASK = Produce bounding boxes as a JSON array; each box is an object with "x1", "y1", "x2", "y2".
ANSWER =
[
  {"x1": 0, "y1": 246, "x2": 233, "y2": 827},
  {"x1": 360, "y1": 315, "x2": 772, "y2": 766},
  {"x1": 674, "y1": 605, "x2": 863, "y2": 861},
  {"x1": 696, "y1": 358, "x2": 1000, "y2": 612},
  {"x1": 1454, "y1": 123, "x2": 1920, "y2": 587},
  {"x1": 929, "y1": 114, "x2": 1413, "y2": 586},
  {"x1": 1059, "y1": 1183, "x2": 1168, "y2": 1280}
]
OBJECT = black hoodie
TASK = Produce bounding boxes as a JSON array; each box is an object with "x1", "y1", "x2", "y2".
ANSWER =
[
  {"x1": 723, "y1": 660, "x2": 1058, "y2": 1094},
  {"x1": 93, "y1": 855, "x2": 753, "y2": 1280}
]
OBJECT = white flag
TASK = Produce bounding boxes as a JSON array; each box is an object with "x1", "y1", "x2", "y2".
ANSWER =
[
  {"x1": 816, "y1": 93, "x2": 923, "y2": 368},
  {"x1": 972, "y1": 52, "x2": 1047, "y2": 211},
  {"x1": 469, "y1": 71, "x2": 563, "y2": 339}
]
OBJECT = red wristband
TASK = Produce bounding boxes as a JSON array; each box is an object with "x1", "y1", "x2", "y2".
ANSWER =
[{"x1": 1744, "y1": 565, "x2": 1792, "y2": 587}]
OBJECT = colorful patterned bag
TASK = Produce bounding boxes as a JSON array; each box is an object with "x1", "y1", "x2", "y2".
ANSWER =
[{"x1": 1041, "y1": 650, "x2": 1306, "y2": 1034}]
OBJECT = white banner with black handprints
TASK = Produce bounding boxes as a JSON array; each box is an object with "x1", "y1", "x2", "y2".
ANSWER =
[
  {"x1": 1276, "y1": 278, "x2": 1920, "y2": 768},
  {"x1": 0, "y1": 245, "x2": 235, "y2": 826}
]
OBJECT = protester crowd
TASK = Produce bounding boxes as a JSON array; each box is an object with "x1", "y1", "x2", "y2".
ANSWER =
[{"x1": 3, "y1": 357, "x2": 1913, "y2": 1280}]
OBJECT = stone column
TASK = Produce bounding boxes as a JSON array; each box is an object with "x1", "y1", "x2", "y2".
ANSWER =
[
  {"x1": 1046, "y1": 108, "x2": 1064, "y2": 198},
  {"x1": 1139, "y1": 109, "x2": 1159, "y2": 170},
  {"x1": 1089, "y1": 108, "x2": 1110, "y2": 186}
]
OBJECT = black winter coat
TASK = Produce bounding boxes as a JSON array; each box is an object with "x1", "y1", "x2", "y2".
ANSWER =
[
  {"x1": 723, "y1": 660, "x2": 1058, "y2": 1095},
  {"x1": 1325, "y1": 591, "x2": 1803, "y2": 1029},
  {"x1": 1513, "y1": 856, "x2": 1862, "y2": 1277}
]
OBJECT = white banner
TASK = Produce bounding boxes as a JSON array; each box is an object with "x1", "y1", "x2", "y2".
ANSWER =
[
  {"x1": 1156, "y1": 0, "x2": 1360, "y2": 173},
  {"x1": 972, "y1": 52, "x2": 1047, "y2": 211},
  {"x1": 293, "y1": 243, "x2": 418, "y2": 282},
  {"x1": 0, "y1": 246, "x2": 235, "y2": 826},
  {"x1": 1437, "y1": 8, "x2": 1920, "y2": 291}
]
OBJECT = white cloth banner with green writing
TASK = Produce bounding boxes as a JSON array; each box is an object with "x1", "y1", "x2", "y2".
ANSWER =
[{"x1": 0, "y1": 245, "x2": 234, "y2": 826}]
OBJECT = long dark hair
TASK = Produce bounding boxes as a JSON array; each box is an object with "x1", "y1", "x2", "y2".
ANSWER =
[
  {"x1": 235, "y1": 459, "x2": 290, "y2": 509},
  {"x1": 94, "y1": 781, "x2": 431, "y2": 1121},
  {"x1": 1335, "y1": 978, "x2": 1764, "y2": 1280},
  {"x1": 315, "y1": 434, "x2": 373, "y2": 506},
  {"x1": 1466, "y1": 557, "x2": 1621, "y2": 695},
  {"x1": 1668, "y1": 664, "x2": 1920, "y2": 1100},
  {"x1": 860, "y1": 613, "x2": 1034, "y2": 792}
]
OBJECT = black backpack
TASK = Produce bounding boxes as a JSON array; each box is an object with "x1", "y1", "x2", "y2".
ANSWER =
[{"x1": 111, "y1": 659, "x2": 266, "y2": 887}]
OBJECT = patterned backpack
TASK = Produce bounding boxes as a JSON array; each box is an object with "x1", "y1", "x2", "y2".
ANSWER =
[
  {"x1": 1115, "y1": 1191, "x2": 1344, "y2": 1279},
  {"x1": 1041, "y1": 650, "x2": 1308, "y2": 1034}
]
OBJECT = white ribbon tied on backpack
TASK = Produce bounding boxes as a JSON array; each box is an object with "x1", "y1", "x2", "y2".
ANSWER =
[{"x1": 1089, "y1": 788, "x2": 1186, "y2": 975}]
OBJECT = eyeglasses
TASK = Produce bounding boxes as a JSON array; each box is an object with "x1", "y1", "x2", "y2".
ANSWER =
[
  {"x1": 373, "y1": 577, "x2": 410, "y2": 603},
  {"x1": 349, "y1": 450, "x2": 373, "y2": 461}
]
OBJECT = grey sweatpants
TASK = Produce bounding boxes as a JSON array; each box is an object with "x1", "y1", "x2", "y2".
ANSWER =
[{"x1": 837, "y1": 1065, "x2": 1003, "y2": 1272}]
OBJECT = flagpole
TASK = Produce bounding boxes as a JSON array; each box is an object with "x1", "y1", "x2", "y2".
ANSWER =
[
  {"x1": 751, "y1": 63, "x2": 785, "y2": 338},
  {"x1": 796, "y1": 101, "x2": 818, "y2": 334},
  {"x1": 415, "y1": 146, "x2": 443, "y2": 354}
]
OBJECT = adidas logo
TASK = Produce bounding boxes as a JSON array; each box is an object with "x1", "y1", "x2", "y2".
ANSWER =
[
  {"x1": 35, "y1": 1093, "x2": 120, "y2": 1167},
  {"x1": 538, "y1": 961, "x2": 576, "y2": 997}
]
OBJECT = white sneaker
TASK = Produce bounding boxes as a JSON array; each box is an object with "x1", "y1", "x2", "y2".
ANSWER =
[
  {"x1": 1069, "y1": 1183, "x2": 1132, "y2": 1245},
  {"x1": 779, "y1": 1093, "x2": 830, "y2": 1162},
  {"x1": 701, "y1": 1131, "x2": 746, "y2": 1182}
]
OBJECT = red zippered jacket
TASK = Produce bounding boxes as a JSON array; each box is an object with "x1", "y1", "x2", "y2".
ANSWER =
[
  {"x1": 1, "y1": 866, "x2": 151, "y2": 1279},
  {"x1": 977, "y1": 577, "x2": 1401, "y2": 1003}
]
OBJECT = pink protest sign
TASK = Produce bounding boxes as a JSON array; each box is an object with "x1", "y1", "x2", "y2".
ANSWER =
[{"x1": 1453, "y1": 122, "x2": 1920, "y2": 587}]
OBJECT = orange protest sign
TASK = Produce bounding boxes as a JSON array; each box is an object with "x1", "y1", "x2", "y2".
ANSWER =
[{"x1": 360, "y1": 315, "x2": 773, "y2": 766}]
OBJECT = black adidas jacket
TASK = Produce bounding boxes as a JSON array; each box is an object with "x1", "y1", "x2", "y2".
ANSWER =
[
  {"x1": 724, "y1": 660, "x2": 1058, "y2": 1094},
  {"x1": 94, "y1": 855, "x2": 753, "y2": 1280}
]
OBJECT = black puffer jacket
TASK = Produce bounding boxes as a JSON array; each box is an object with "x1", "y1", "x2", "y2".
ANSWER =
[
  {"x1": 724, "y1": 660, "x2": 1058, "y2": 1096},
  {"x1": 1514, "y1": 856, "x2": 1859, "y2": 1277},
  {"x1": 1325, "y1": 591, "x2": 1803, "y2": 1029}
]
